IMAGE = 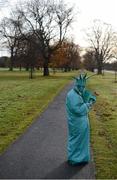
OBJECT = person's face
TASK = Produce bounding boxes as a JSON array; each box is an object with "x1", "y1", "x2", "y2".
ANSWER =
[
  {"x1": 77, "y1": 85, "x2": 85, "y2": 93},
  {"x1": 77, "y1": 82, "x2": 85, "y2": 93}
]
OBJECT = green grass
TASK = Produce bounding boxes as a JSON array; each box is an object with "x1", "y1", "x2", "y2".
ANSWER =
[
  {"x1": 0, "y1": 70, "x2": 77, "y2": 154},
  {"x1": 87, "y1": 72, "x2": 117, "y2": 179}
]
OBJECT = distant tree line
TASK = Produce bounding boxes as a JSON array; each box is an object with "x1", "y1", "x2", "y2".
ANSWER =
[
  {"x1": 82, "y1": 50, "x2": 117, "y2": 72},
  {"x1": 82, "y1": 49, "x2": 117, "y2": 82},
  {"x1": 0, "y1": 56, "x2": 9, "y2": 67}
]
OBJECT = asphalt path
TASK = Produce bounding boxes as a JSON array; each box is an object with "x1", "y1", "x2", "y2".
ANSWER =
[{"x1": 0, "y1": 82, "x2": 95, "y2": 179}]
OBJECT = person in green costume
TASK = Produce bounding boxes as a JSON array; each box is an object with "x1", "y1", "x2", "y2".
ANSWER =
[{"x1": 66, "y1": 73, "x2": 96, "y2": 165}]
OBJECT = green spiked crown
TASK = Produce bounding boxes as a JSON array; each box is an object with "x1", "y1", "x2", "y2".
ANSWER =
[{"x1": 73, "y1": 73, "x2": 96, "y2": 86}]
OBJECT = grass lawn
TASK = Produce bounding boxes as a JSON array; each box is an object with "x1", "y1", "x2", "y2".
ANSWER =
[
  {"x1": 88, "y1": 72, "x2": 117, "y2": 179},
  {"x1": 0, "y1": 70, "x2": 77, "y2": 154}
]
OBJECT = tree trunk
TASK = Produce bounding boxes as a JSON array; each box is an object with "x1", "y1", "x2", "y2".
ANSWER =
[
  {"x1": 97, "y1": 67, "x2": 102, "y2": 74},
  {"x1": 29, "y1": 67, "x2": 33, "y2": 79},
  {"x1": 64, "y1": 67, "x2": 67, "y2": 72},
  {"x1": 68, "y1": 67, "x2": 71, "y2": 71},
  {"x1": 91, "y1": 68, "x2": 94, "y2": 72},
  {"x1": 97, "y1": 60, "x2": 103, "y2": 74},
  {"x1": 43, "y1": 59, "x2": 49, "y2": 76},
  {"x1": 25, "y1": 66, "x2": 29, "y2": 71},
  {"x1": 9, "y1": 48, "x2": 14, "y2": 71},
  {"x1": 19, "y1": 64, "x2": 22, "y2": 71},
  {"x1": 43, "y1": 66, "x2": 49, "y2": 76},
  {"x1": 115, "y1": 70, "x2": 117, "y2": 83},
  {"x1": 52, "y1": 68, "x2": 56, "y2": 74}
]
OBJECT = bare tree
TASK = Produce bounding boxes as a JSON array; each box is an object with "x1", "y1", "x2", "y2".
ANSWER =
[
  {"x1": 54, "y1": 0, "x2": 74, "y2": 43},
  {"x1": 15, "y1": 33, "x2": 41, "y2": 78},
  {"x1": 85, "y1": 20, "x2": 116, "y2": 74},
  {"x1": 0, "y1": 14, "x2": 21, "y2": 71},
  {"x1": 17, "y1": 0, "x2": 75, "y2": 76},
  {"x1": 65, "y1": 41, "x2": 81, "y2": 71},
  {"x1": 82, "y1": 50, "x2": 96, "y2": 72}
]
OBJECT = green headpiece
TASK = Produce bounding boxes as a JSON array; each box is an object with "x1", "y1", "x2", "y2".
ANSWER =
[
  {"x1": 73, "y1": 73, "x2": 96, "y2": 94},
  {"x1": 74, "y1": 73, "x2": 87, "y2": 86},
  {"x1": 73, "y1": 73, "x2": 96, "y2": 85}
]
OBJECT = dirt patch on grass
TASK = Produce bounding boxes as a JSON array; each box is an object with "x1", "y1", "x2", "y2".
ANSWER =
[{"x1": 93, "y1": 99, "x2": 116, "y2": 122}]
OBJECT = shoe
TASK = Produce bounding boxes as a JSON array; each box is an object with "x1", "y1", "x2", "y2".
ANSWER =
[{"x1": 67, "y1": 160, "x2": 88, "y2": 166}]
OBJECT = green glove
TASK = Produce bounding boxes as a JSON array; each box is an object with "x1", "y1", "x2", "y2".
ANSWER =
[{"x1": 83, "y1": 89, "x2": 96, "y2": 104}]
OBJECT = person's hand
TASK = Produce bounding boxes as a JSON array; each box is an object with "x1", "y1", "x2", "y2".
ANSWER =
[
  {"x1": 86, "y1": 102, "x2": 93, "y2": 109},
  {"x1": 94, "y1": 91, "x2": 99, "y2": 96}
]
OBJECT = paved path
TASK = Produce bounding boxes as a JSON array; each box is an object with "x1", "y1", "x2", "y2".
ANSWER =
[{"x1": 0, "y1": 82, "x2": 95, "y2": 179}]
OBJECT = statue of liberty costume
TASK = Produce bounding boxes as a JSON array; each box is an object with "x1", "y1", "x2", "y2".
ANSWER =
[{"x1": 66, "y1": 73, "x2": 96, "y2": 165}]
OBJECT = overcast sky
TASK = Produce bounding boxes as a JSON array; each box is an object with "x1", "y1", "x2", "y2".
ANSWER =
[
  {"x1": 65, "y1": 0, "x2": 117, "y2": 46},
  {"x1": 0, "y1": 0, "x2": 117, "y2": 56}
]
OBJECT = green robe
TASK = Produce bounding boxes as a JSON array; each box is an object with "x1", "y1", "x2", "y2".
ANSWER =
[{"x1": 66, "y1": 88, "x2": 96, "y2": 165}]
